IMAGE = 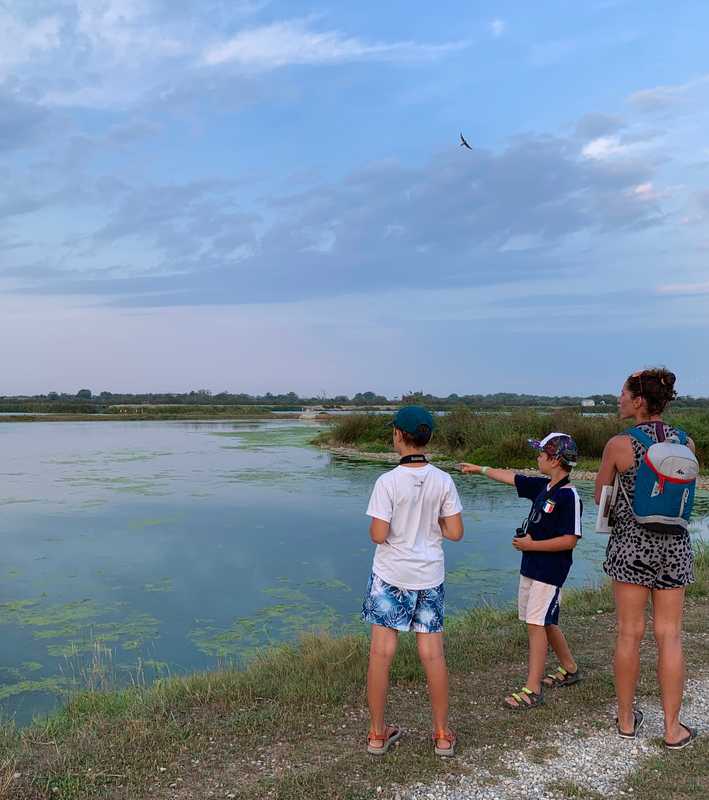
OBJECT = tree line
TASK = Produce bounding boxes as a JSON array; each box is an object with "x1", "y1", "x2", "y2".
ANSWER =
[{"x1": 1, "y1": 388, "x2": 708, "y2": 415}]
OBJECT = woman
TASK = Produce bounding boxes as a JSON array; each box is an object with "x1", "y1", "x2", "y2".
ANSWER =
[{"x1": 596, "y1": 368, "x2": 698, "y2": 749}]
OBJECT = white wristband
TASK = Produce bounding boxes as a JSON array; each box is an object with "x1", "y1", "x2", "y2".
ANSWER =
[{"x1": 481, "y1": 466, "x2": 489, "y2": 476}]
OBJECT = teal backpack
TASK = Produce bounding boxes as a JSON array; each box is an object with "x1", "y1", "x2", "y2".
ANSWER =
[{"x1": 619, "y1": 422, "x2": 698, "y2": 535}]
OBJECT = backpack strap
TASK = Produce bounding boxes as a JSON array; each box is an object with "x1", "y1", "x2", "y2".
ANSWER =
[
  {"x1": 674, "y1": 428, "x2": 688, "y2": 445},
  {"x1": 652, "y1": 420, "x2": 666, "y2": 443},
  {"x1": 624, "y1": 426, "x2": 654, "y2": 449}
]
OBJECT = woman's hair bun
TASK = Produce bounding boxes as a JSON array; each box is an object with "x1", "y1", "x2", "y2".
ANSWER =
[{"x1": 627, "y1": 367, "x2": 677, "y2": 414}]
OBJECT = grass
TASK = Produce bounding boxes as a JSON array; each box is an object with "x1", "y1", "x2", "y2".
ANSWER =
[
  {"x1": 317, "y1": 407, "x2": 709, "y2": 469},
  {"x1": 625, "y1": 738, "x2": 709, "y2": 799},
  {"x1": 0, "y1": 544, "x2": 707, "y2": 799}
]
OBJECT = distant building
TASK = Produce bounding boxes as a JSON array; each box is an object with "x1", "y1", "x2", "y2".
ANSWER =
[{"x1": 581, "y1": 399, "x2": 596, "y2": 408}]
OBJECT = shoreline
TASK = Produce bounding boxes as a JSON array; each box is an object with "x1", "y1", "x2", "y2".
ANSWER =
[
  {"x1": 3, "y1": 547, "x2": 707, "y2": 799},
  {"x1": 0, "y1": 413, "x2": 302, "y2": 423},
  {"x1": 324, "y1": 444, "x2": 709, "y2": 490}
]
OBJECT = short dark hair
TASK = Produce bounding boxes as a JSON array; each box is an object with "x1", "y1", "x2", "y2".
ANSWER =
[
  {"x1": 396, "y1": 424, "x2": 432, "y2": 448},
  {"x1": 626, "y1": 368, "x2": 677, "y2": 415}
]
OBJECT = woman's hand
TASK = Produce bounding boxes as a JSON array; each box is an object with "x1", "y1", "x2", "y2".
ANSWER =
[
  {"x1": 458, "y1": 463, "x2": 481, "y2": 474},
  {"x1": 512, "y1": 534, "x2": 535, "y2": 551}
]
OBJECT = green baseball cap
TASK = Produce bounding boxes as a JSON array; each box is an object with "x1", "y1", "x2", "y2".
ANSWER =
[{"x1": 392, "y1": 405, "x2": 435, "y2": 434}]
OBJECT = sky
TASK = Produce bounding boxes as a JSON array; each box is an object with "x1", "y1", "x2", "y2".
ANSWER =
[{"x1": 1, "y1": 0, "x2": 708, "y2": 397}]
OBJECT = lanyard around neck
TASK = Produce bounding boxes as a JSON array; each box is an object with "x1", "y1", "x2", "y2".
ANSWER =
[{"x1": 399, "y1": 454, "x2": 428, "y2": 465}]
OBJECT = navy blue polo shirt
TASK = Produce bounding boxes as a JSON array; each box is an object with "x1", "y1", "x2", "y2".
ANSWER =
[{"x1": 514, "y1": 475, "x2": 583, "y2": 587}]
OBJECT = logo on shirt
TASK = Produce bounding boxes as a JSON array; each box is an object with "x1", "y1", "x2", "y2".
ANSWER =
[{"x1": 543, "y1": 499, "x2": 556, "y2": 514}]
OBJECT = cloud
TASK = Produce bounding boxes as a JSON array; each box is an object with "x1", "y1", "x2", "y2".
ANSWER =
[
  {"x1": 627, "y1": 74, "x2": 709, "y2": 114},
  {"x1": 489, "y1": 19, "x2": 506, "y2": 38},
  {"x1": 0, "y1": 89, "x2": 49, "y2": 150},
  {"x1": 6, "y1": 130, "x2": 664, "y2": 306},
  {"x1": 0, "y1": 3, "x2": 466, "y2": 110},
  {"x1": 657, "y1": 281, "x2": 709, "y2": 296},
  {"x1": 575, "y1": 112, "x2": 625, "y2": 140},
  {"x1": 0, "y1": 7, "x2": 61, "y2": 79},
  {"x1": 202, "y1": 19, "x2": 466, "y2": 69}
]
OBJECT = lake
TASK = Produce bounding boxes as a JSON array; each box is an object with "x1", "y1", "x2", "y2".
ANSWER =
[{"x1": 1, "y1": 419, "x2": 707, "y2": 724}]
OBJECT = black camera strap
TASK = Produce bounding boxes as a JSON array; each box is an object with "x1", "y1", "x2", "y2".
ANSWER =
[
  {"x1": 517, "y1": 475, "x2": 570, "y2": 535},
  {"x1": 399, "y1": 454, "x2": 428, "y2": 465}
]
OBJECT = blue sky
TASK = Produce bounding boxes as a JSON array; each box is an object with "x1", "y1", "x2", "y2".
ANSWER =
[{"x1": 1, "y1": 1, "x2": 708, "y2": 396}]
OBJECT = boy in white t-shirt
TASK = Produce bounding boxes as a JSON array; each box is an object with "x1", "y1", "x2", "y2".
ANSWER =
[{"x1": 362, "y1": 406, "x2": 464, "y2": 757}]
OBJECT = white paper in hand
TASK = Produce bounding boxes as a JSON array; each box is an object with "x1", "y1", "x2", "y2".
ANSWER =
[{"x1": 595, "y1": 480, "x2": 618, "y2": 534}]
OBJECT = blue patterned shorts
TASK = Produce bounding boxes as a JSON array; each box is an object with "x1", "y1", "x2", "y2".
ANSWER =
[{"x1": 361, "y1": 573, "x2": 445, "y2": 633}]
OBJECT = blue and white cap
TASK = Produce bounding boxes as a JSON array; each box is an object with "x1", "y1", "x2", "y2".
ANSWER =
[{"x1": 528, "y1": 432, "x2": 579, "y2": 468}]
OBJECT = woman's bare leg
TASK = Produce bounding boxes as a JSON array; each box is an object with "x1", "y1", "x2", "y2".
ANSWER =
[
  {"x1": 651, "y1": 587, "x2": 687, "y2": 743},
  {"x1": 613, "y1": 581, "x2": 650, "y2": 732}
]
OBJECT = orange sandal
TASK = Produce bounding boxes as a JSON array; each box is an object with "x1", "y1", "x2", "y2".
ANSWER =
[
  {"x1": 367, "y1": 724, "x2": 402, "y2": 755},
  {"x1": 432, "y1": 728, "x2": 456, "y2": 757}
]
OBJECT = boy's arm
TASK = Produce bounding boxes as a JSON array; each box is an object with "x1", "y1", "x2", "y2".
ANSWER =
[
  {"x1": 439, "y1": 512, "x2": 464, "y2": 541},
  {"x1": 513, "y1": 534, "x2": 578, "y2": 552},
  {"x1": 458, "y1": 463, "x2": 517, "y2": 486},
  {"x1": 369, "y1": 517, "x2": 390, "y2": 544}
]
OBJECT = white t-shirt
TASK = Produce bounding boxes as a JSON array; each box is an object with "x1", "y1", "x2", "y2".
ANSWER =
[{"x1": 366, "y1": 464, "x2": 463, "y2": 590}]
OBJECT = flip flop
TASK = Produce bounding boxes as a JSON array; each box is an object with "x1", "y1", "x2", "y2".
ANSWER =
[
  {"x1": 616, "y1": 708, "x2": 644, "y2": 739},
  {"x1": 664, "y1": 724, "x2": 698, "y2": 750},
  {"x1": 432, "y1": 728, "x2": 457, "y2": 757},
  {"x1": 367, "y1": 724, "x2": 402, "y2": 755}
]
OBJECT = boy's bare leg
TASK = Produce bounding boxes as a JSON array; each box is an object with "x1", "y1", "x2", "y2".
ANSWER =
[
  {"x1": 651, "y1": 587, "x2": 686, "y2": 743},
  {"x1": 506, "y1": 624, "x2": 546, "y2": 706},
  {"x1": 416, "y1": 632, "x2": 451, "y2": 749},
  {"x1": 367, "y1": 625, "x2": 399, "y2": 747},
  {"x1": 613, "y1": 581, "x2": 649, "y2": 733},
  {"x1": 526, "y1": 623, "x2": 547, "y2": 694},
  {"x1": 546, "y1": 624, "x2": 578, "y2": 673}
]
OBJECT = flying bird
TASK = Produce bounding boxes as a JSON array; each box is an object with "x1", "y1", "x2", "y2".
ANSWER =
[{"x1": 459, "y1": 132, "x2": 472, "y2": 150}]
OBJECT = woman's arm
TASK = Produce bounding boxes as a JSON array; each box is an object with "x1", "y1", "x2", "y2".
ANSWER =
[
  {"x1": 458, "y1": 463, "x2": 517, "y2": 486},
  {"x1": 594, "y1": 435, "x2": 633, "y2": 504}
]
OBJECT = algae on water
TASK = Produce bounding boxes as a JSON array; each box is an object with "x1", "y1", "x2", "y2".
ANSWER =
[{"x1": 188, "y1": 579, "x2": 346, "y2": 661}]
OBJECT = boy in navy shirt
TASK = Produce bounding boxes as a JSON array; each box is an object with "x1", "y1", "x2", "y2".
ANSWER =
[{"x1": 459, "y1": 433, "x2": 582, "y2": 709}]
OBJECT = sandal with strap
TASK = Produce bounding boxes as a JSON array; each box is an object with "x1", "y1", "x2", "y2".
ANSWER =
[
  {"x1": 367, "y1": 724, "x2": 402, "y2": 755},
  {"x1": 503, "y1": 686, "x2": 544, "y2": 710},
  {"x1": 432, "y1": 728, "x2": 457, "y2": 757},
  {"x1": 542, "y1": 666, "x2": 581, "y2": 689}
]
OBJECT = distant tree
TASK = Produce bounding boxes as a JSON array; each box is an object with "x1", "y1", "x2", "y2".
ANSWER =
[
  {"x1": 48, "y1": 391, "x2": 59, "y2": 400},
  {"x1": 76, "y1": 389, "x2": 92, "y2": 399}
]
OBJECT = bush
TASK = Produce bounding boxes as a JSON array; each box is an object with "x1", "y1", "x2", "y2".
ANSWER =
[{"x1": 322, "y1": 407, "x2": 709, "y2": 468}]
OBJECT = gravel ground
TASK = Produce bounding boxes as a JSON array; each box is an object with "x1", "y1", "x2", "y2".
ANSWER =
[{"x1": 390, "y1": 676, "x2": 708, "y2": 800}]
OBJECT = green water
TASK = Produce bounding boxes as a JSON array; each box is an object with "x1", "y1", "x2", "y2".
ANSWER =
[{"x1": 0, "y1": 419, "x2": 706, "y2": 724}]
